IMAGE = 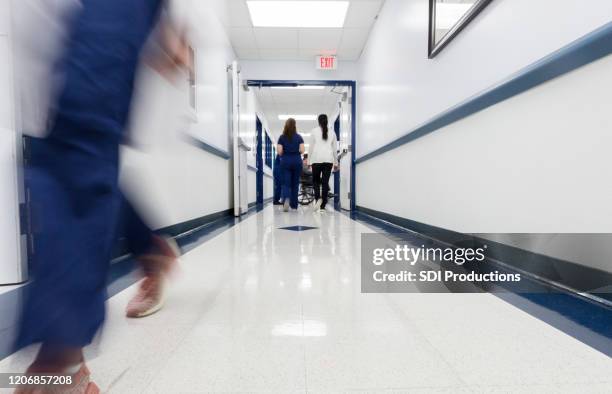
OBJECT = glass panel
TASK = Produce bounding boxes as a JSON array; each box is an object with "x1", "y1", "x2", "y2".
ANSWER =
[
  {"x1": 429, "y1": 0, "x2": 491, "y2": 57},
  {"x1": 433, "y1": 0, "x2": 477, "y2": 45}
]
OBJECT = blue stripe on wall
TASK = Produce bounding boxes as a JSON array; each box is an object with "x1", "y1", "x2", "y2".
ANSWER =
[{"x1": 356, "y1": 22, "x2": 612, "y2": 164}]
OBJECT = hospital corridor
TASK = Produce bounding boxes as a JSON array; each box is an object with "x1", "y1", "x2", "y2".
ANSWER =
[{"x1": 0, "y1": 0, "x2": 611, "y2": 393}]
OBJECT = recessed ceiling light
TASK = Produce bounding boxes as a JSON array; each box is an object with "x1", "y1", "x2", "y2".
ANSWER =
[
  {"x1": 279, "y1": 115, "x2": 317, "y2": 121},
  {"x1": 247, "y1": 1, "x2": 350, "y2": 28},
  {"x1": 271, "y1": 86, "x2": 326, "y2": 90}
]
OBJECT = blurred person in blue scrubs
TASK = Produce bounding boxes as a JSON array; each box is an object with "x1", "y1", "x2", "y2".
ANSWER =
[
  {"x1": 273, "y1": 154, "x2": 283, "y2": 205},
  {"x1": 13, "y1": 1, "x2": 190, "y2": 391},
  {"x1": 276, "y1": 118, "x2": 305, "y2": 212}
]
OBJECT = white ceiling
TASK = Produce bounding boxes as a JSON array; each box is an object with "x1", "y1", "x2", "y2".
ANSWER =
[
  {"x1": 254, "y1": 86, "x2": 348, "y2": 143},
  {"x1": 226, "y1": 0, "x2": 385, "y2": 61}
]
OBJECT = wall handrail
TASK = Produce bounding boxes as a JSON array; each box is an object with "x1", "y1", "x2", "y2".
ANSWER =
[
  {"x1": 185, "y1": 135, "x2": 231, "y2": 160},
  {"x1": 356, "y1": 22, "x2": 612, "y2": 164}
]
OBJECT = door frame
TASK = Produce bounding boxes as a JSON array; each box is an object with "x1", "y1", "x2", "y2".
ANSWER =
[
  {"x1": 231, "y1": 61, "x2": 250, "y2": 216},
  {"x1": 255, "y1": 116, "x2": 264, "y2": 205},
  {"x1": 246, "y1": 80, "x2": 357, "y2": 211}
]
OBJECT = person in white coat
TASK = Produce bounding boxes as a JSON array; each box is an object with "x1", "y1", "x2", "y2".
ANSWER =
[{"x1": 307, "y1": 114, "x2": 339, "y2": 211}]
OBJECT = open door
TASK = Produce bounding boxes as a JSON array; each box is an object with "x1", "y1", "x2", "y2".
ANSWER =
[
  {"x1": 338, "y1": 89, "x2": 352, "y2": 211},
  {"x1": 230, "y1": 61, "x2": 250, "y2": 217},
  {"x1": 333, "y1": 115, "x2": 340, "y2": 209}
]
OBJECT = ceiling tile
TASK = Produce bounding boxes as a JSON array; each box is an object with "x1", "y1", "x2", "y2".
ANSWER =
[
  {"x1": 253, "y1": 28, "x2": 299, "y2": 49},
  {"x1": 298, "y1": 48, "x2": 337, "y2": 61},
  {"x1": 344, "y1": 0, "x2": 383, "y2": 28},
  {"x1": 298, "y1": 28, "x2": 343, "y2": 49},
  {"x1": 227, "y1": 0, "x2": 386, "y2": 61},
  {"x1": 258, "y1": 48, "x2": 300, "y2": 60}
]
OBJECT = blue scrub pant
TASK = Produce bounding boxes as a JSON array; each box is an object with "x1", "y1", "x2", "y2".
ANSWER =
[
  {"x1": 281, "y1": 155, "x2": 302, "y2": 209},
  {"x1": 16, "y1": 0, "x2": 162, "y2": 350},
  {"x1": 120, "y1": 198, "x2": 157, "y2": 257}
]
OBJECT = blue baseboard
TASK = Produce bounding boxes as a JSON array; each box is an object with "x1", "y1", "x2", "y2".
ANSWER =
[
  {"x1": 350, "y1": 206, "x2": 612, "y2": 356},
  {"x1": 0, "y1": 206, "x2": 243, "y2": 362},
  {"x1": 112, "y1": 209, "x2": 233, "y2": 259},
  {"x1": 109, "y1": 208, "x2": 236, "y2": 295},
  {"x1": 249, "y1": 197, "x2": 273, "y2": 208},
  {"x1": 355, "y1": 206, "x2": 612, "y2": 305}
]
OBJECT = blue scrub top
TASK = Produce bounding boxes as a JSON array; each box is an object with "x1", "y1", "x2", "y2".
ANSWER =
[{"x1": 278, "y1": 133, "x2": 304, "y2": 155}]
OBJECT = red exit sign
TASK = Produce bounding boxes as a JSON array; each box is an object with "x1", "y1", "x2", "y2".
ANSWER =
[{"x1": 316, "y1": 56, "x2": 337, "y2": 70}]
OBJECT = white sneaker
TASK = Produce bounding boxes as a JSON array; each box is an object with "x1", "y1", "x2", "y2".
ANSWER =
[
  {"x1": 321, "y1": 203, "x2": 335, "y2": 213},
  {"x1": 283, "y1": 200, "x2": 290, "y2": 212},
  {"x1": 313, "y1": 199, "x2": 322, "y2": 212}
]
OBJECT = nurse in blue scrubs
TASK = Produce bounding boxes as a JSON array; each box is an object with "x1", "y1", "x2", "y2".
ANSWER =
[
  {"x1": 276, "y1": 118, "x2": 305, "y2": 211},
  {"x1": 12, "y1": 1, "x2": 186, "y2": 390}
]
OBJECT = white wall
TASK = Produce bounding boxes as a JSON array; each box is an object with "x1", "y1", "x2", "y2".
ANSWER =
[
  {"x1": 356, "y1": 0, "x2": 612, "y2": 157},
  {"x1": 180, "y1": 0, "x2": 236, "y2": 153},
  {"x1": 239, "y1": 85, "x2": 275, "y2": 205},
  {"x1": 358, "y1": 54, "x2": 612, "y2": 233},
  {"x1": 2, "y1": 0, "x2": 238, "y2": 239},
  {"x1": 120, "y1": 0, "x2": 238, "y2": 228},
  {"x1": 356, "y1": 0, "x2": 612, "y2": 272},
  {"x1": 241, "y1": 60, "x2": 358, "y2": 81}
]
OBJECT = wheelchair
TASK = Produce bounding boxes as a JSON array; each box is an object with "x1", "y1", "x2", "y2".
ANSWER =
[
  {"x1": 298, "y1": 168, "x2": 337, "y2": 207},
  {"x1": 299, "y1": 171, "x2": 315, "y2": 206}
]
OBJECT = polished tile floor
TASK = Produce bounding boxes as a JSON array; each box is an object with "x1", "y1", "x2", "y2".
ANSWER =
[{"x1": 1, "y1": 206, "x2": 611, "y2": 393}]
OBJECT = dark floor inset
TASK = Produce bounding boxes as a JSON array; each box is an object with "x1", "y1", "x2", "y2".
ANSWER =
[{"x1": 279, "y1": 226, "x2": 319, "y2": 232}]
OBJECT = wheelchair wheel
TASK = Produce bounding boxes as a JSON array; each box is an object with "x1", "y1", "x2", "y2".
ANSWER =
[{"x1": 299, "y1": 184, "x2": 315, "y2": 206}]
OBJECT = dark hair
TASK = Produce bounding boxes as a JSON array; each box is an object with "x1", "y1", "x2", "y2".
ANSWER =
[
  {"x1": 283, "y1": 118, "x2": 297, "y2": 140},
  {"x1": 318, "y1": 114, "x2": 329, "y2": 140}
]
